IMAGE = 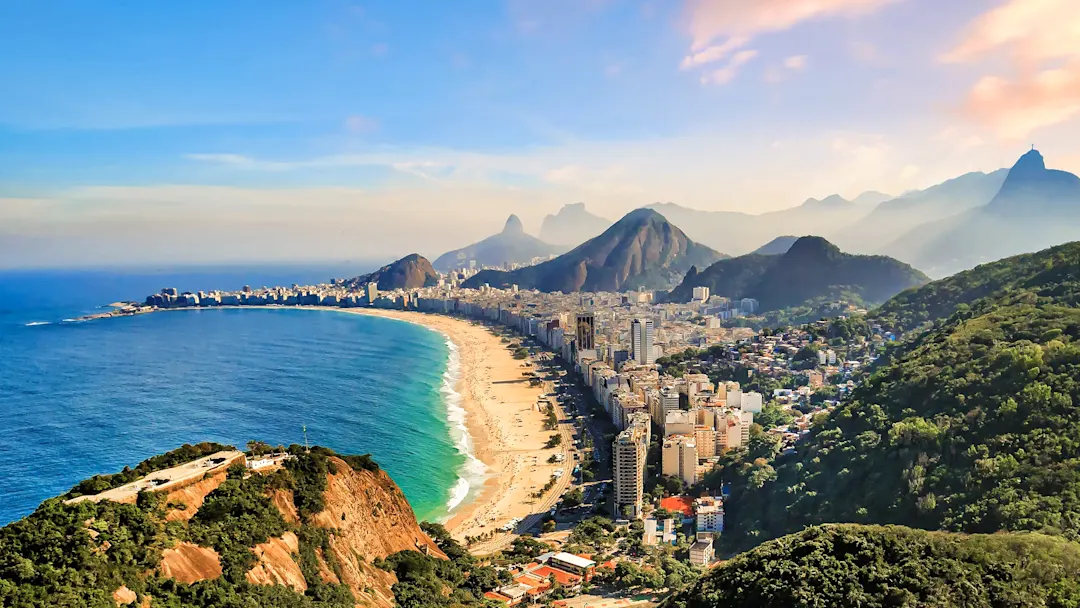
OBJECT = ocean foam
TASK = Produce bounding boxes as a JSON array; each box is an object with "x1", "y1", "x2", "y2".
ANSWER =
[{"x1": 438, "y1": 336, "x2": 487, "y2": 517}]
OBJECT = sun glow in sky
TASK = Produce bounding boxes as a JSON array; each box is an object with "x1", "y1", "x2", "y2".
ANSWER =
[{"x1": 2, "y1": 0, "x2": 1078, "y2": 267}]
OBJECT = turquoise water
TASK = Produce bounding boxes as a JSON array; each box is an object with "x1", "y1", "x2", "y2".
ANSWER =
[{"x1": 0, "y1": 268, "x2": 469, "y2": 525}]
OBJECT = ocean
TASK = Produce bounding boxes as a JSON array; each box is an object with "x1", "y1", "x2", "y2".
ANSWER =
[{"x1": 0, "y1": 266, "x2": 473, "y2": 525}]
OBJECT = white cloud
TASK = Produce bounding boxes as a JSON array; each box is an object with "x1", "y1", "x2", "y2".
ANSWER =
[
  {"x1": 900, "y1": 164, "x2": 920, "y2": 179},
  {"x1": 700, "y1": 49, "x2": 759, "y2": 85},
  {"x1": 680, "y1": 36, "x2": 749, "y2": 69},
  {"x1": 680, "y1": 0, "x2": 890, "y2": 81}
]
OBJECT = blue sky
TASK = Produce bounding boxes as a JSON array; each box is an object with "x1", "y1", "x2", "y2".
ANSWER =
[{"x1": 3, "y1": 0, "x2": 1079, "y2": 267}]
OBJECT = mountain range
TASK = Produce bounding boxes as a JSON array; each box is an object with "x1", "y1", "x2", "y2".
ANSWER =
[
  {"x1": 538, "y1": 203, "x2": 611, "y2": 246},
  {"x1": 432, "y1": 215, "x2": 563, "y2": 272},
  {"x1": 831, "y1": 169, "x2": 1008, "y2": 255},
  {"x1": 647, "y1": 192, "x2": 886, "y2": 256},
  {"x1": 666, "y1": 236, "x2": 928, "y2": 311},
  {"x1": 344, "y1": 253, "x2": 439, "y2": 290},
  {"x1": 464, "y1": 208, "x2": 723, "y2": 293},
  {"x1": 879, "y1": 149, "x2": 1080, "y2": 277}
]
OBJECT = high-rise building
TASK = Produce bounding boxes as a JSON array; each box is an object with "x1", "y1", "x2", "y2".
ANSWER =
[
  {"x1": 576, "y1": 313, "x2": 595, "y2": 351},
  {"x1": 366, "y1": 282, "x2": 379, "y2": 305},
  {"x1": 613, "y1": 415, "x2": 650, "y2": 519},
  {"x1": 662, "y1": 435, "x2": 697, "y2": 486},
  {"x1": 692, "y1": 286, "x2": 710, "y2": 302},
  {"x1": 631, "y1": 318, "x2": 654, "y2": 365}
]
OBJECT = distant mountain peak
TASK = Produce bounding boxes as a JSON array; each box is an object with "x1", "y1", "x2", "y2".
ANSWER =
[
  {"x1": 1014, "y1": 147, "x2": 1046, "y2": 173},
  {"x1": 502, "y1": 214, "x2": 524, "y2": 235},
  {"x1": 802, "y1": 194, "x2": 849, "y2": 208},
  {"x1": 465, "y1": 208, "x2": 722, "y2": 292},
  {"x1": 622, "y1": 207, "x2": 664, "y2": 224},
  {"x1": 539, "y1": 202, "x2": 612, "y2": 246},
  {"x1": 785, "y1": 235, "x2": 842, "y2": 258}
]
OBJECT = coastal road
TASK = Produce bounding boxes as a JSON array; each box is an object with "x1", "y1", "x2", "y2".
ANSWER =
[{"x1": 467, "y1": 355, "x2": 579, "y2": 555}]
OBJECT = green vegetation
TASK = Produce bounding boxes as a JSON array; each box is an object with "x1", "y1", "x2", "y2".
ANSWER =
[
  {"x1": 870, "y1": 240, "x2": 1080, "y2": 333},
  {"x1": 723, "y1": 295, "x2": 1080, "y2": 552},
  {"x1": 64, "y1": 442, "x2": 234, "y2": 498},
  {"x1": 663, "y1": 524, "x2": 1080, "y2": 608},
  {"x1": 749, "y1": 403, "x2": 793, "y2": 431},
  {"x1": 667, "y1": 236, "x2": 928, "y2": 311},
  {"x1": 0, "y1": 444, "x2": 389, "y2": 608},
  {"x1": 544, "y1": 434, "x2": 562, "y2": 448},
  {"x1": 376, "y1": 523, "x2": 505, "y2": 607},
  {"x1": 187, "y1": 464, "x2": 290, "y2": 581}
]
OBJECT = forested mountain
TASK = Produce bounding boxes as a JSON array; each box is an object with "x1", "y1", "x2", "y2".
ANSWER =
[
  {"x1": 666, "y1": 236, "x2": 927, "y2": 310},
  {"x1": 719, "y1": 280, "x2": 1080, "y2": 553},
  {"x1": 432, "y1": 215, "x2": 563, "y2": 272},
  {"x1": 344, "y1": 253, "x2": 439, "y2": 290},
  {"x1": 463, "y1": 208, "x2": 723, "y2": 292},
  {"x1": 870, "y1": 240, "x2": 1080, "y2": 333},
  {"x1": 664, "y1": 525, "x2": 1080, "y2": 608},
  {"x1": 538, "y1": 203, "x2": 612, "y2": 246}
]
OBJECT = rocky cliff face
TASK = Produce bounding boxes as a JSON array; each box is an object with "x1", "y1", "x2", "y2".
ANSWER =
[{"x1": 246, "y1": 457, "x2": 446, "y2": 607}]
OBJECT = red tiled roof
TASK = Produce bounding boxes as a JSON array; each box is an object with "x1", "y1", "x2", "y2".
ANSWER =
[
  {"x1": 661, "y1": 495, "x2": 695, "y2": 516},
  {"x1": 484, "y1": 591, "x2": 511, "y2": 604},
  {"x1": 531, "y1": 565, "x2": 583, "y2": 586}
]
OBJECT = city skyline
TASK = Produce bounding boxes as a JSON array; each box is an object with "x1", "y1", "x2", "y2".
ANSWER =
[{"x1": 3, "y1": 0, "x2": 1077, "y2": 267}]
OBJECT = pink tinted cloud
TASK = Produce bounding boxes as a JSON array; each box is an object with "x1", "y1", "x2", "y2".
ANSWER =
[
  {"x1": 684, "y1": 0, "x2": 900, "y2": 51},
  {"x1": 964, "y1": 63, "x2": 1080, "y2": 140},
  {"x1": 944, "y1": 0, "x2": 1080, "y2": 137}
]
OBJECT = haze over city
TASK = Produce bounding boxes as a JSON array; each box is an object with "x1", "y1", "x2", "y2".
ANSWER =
[{"x1": 2, "y1": 0, "x2": 1078, "y2": 266}]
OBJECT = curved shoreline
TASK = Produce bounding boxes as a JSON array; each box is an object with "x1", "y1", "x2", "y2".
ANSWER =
[{"x1": 71, "y1": 305, "x2": 556, "y2": 542}]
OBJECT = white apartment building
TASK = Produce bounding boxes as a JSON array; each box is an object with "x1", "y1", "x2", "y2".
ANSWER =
[
  {"x1": 741, "y1": 391, "x2": 763, "y2": 414},
  {"x1": 664, "y1": 409, "x2": 694, "y2": 437},
  {"x1": 696, "y1": 497, "x2": 724, "y2": 533}
]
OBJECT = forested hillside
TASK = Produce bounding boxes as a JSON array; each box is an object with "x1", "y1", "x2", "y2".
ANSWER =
[
  {"x1": 664, "y1": 524, "x2": 1080, "y2": 608},
  {"x1": 871, "y1": 240, "x2": 1080, "y2": 333},
  {"x1": 719, "y1": 294, "x2": 1080, "y2": 553}
]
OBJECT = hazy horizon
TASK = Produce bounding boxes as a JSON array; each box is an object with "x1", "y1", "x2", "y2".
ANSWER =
[{"x1": 3, "y1": 0, "x2": 1078, "y2": 268}]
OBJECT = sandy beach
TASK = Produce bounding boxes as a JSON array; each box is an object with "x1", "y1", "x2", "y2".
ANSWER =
[{"x1": 326, "y1": 308, "x2": 569, "y2": 545}]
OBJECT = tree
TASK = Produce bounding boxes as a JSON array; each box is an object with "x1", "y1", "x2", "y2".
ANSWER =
[{"x1": 563, "y1": 488, "x2": 584, "y2": 508}]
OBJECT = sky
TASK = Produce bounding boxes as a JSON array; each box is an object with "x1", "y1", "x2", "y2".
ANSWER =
[{"x1": 2, "y1": 0, "x2": 1079, "y2": 268}]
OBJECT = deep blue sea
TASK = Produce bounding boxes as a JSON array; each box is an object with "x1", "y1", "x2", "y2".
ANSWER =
[{"x1": 0, "y1": 266, "x2": 473, "y2": 525}]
